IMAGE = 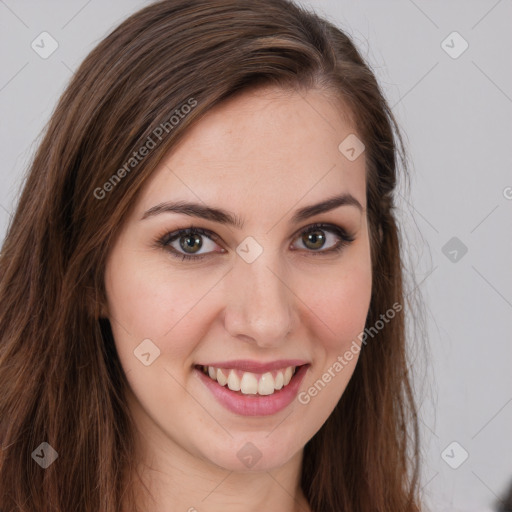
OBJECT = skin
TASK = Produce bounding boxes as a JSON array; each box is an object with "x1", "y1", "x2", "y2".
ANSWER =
[{"x1": 104, "y1": 85, "x2": 372, "y2": 512}]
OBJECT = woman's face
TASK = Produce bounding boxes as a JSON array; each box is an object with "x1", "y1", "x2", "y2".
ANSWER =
[{"x1": 104, "y1": 85, "x2": 372, "y2": 472}]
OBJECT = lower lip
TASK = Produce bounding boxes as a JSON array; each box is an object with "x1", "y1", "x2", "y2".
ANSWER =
[{"x1": 195, "y1": 364, "x2": 309, "y2": 416}]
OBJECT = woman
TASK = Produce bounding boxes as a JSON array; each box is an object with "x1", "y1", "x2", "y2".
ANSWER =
[{"x1": 0, "y1": 0, "x2": 422, "y2": 510}]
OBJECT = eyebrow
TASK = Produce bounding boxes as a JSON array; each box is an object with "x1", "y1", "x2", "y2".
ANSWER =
[{"x1": 140, "y1": 193, "x2": 363, "y2": 228}]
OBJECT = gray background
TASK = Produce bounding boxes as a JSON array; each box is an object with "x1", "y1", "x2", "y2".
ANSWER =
[{"x1": 1, "y1": 1, "x2": 511, "y2": 510}]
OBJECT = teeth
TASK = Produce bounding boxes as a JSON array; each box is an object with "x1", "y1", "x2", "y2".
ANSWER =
[
  {"x1": 283, "y1": 367, "x2": 293, "y2": 386},
  {"x1": 274, "y1": 371, "x2": 284, "y2": 390},
  {"x1": 216, "y1": 368, "x2": 227, "y2": 386},
  {"x1": 201, "y1": 365, "x2": 298, "y2": 395},
  {"x1": 227, "y1": 369, "x2": 241, "y2": 391},
  {"x1": 258, "y1": 372, "x2": 275, "y2": 395},
  {"x1": 240, "y1": 372, "x2": 258, "y2": 394}
]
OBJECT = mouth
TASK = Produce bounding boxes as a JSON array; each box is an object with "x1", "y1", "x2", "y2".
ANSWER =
[
  {"x1": 195, "y1": 364, "x2": 300, "y2": 396},
  {"x1": 193, "y1": 362, "x2": 310, "y2": 416}
]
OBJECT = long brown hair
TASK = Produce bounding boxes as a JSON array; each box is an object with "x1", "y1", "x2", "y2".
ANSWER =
[{"x1": 0, "y1": 0, "x2": 421, "y2": 510}]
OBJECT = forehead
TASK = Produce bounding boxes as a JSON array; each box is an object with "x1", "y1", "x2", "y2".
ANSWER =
[{"x1": 136, "y1": 85, "x2": 366, "y2": 219}]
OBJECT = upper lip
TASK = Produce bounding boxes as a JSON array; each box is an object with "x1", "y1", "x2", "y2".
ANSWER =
[{"x1": 196, "y1": 359, "x2": 309, "y2": 373}]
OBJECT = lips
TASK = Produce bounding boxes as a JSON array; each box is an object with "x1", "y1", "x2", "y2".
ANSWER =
[
  {"x1": 197, "y1": 359, "x2": 309, "y2": 373},
  {"x1": 193, "y1": 360, "x2": 310, "y2": 416}
]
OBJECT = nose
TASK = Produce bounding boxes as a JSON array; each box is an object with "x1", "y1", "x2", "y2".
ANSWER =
[{"x1": 223, "y1": 249, "x2": 296, "y2": 349}]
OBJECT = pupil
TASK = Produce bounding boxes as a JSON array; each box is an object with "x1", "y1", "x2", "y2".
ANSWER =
[
  {"x1": 305, "y1": 230, "x2": 325, "y2": 250},
  {"x1": 181, "y1": 234, "x2": 202, "y2": 253}
]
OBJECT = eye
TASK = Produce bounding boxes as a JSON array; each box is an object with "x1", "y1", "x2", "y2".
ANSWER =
[
  {"x1": 156, "y1": 222, "x2": 355, "y2": 261},
  {"x1": 156, "y1": 227, "x2": 223, "y2": 261},
  {"x1": 290, "y1": 222, "x2": 355, "y2": 256}
]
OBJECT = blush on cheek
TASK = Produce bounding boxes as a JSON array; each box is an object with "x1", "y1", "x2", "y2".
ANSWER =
[
  {"x1": 105, "y1": 259, "x2": 190, "y2": 340},
  {"x1": 311, "y1": 270, "x2": 372, "y2": 350}
]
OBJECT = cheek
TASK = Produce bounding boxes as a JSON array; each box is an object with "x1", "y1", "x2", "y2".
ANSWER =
[
  {"x1": 296, "y1": 251, "x2": 371, "y2": 421},
  {"x1": 317, "y1": 274, "x2": 371, "y2": 345},
  {"x1": 304, "y1": 246, "x2": 372, "y2": 353},
  {"x1": 105, "y1": 247, "x2": 200, "y2": 337},
  {"x1": 104, "y1": 246, "x2": 217, "y2": 374}
]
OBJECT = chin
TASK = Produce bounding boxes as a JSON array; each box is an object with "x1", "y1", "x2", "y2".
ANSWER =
[{"x1": 200, "y1": 434, "x2": 303, "y2": 473}]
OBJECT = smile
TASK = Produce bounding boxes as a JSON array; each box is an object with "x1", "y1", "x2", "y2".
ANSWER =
[
  {"x1": 194, "y1": 361, "x2": 310, "y2": 416},
  {"x1": 199, "y1": 364, "x2": 297, "y2": 396}
]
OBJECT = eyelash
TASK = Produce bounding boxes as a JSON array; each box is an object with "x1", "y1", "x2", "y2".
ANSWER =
[{"x1": 155, "y1": 222, "x2": 355, "y2": 262}]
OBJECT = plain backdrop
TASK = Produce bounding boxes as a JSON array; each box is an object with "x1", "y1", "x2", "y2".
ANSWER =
[{"x1": 0, "y1": 1, "x2": 511, "y2": 510}]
